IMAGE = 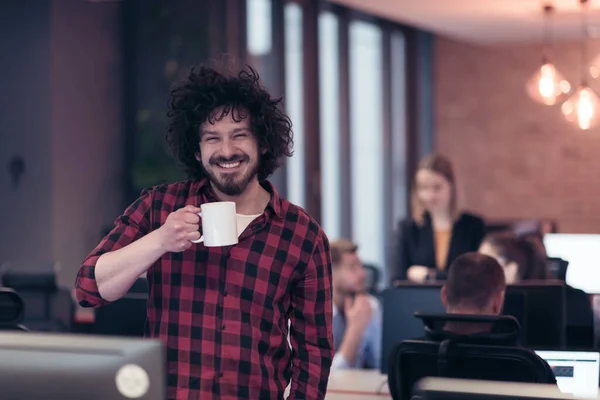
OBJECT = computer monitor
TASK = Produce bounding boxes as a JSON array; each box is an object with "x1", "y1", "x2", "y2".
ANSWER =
[
  {"x1": 413, "y1": 377, "x2": 577, "y2": 400},
  {"x1": 0, "y1": 331, "x2": 165, "y2": 399},
  {"x1": 535, "y1": 350, "x2": 600, "y2": 399},
  {"x1": 544, "y1": 233, "x2": 600, "y2": 294},
  {"x1": 380, "y1": 283, "x2": 527, "y2": 374},
  {"x1": 507, "y1": 282, "x2": 566, "y2": 349}
]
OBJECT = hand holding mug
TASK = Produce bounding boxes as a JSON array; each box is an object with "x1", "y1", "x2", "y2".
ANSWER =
[
  {"x1": 157, "y1": 205, "x2": 202, "y2": 253},
  {"x1": 190, "y1": 202, "x2": 239, "y2": 247}
]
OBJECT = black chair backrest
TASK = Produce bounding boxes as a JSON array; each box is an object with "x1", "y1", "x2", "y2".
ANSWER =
[
  {"x1": 0, "y1": 261, "x2": 76, "y2": 332},
  {"x1": 380, "y1": 284, "x2": 528, "y2": 373},
  {"x1": 415, "y1": 312, "x2": 522, "y2": 344},
  {"x1": 363, "y1": 264, "x2": 381, "y2": 295},
  {"x1": 388, "y1": 339, "x2": 556, "y2": 400},
  {"x1": 0, "y1": 287, "x2": 28, "y2": 331}
]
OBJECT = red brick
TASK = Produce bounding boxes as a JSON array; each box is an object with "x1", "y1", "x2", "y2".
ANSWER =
[{"x1": 434, "y1": 37, "x2": 600, "y2": 232}]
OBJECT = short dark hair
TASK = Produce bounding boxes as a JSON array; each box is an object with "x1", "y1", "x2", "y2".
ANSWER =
[
  {"x1": 166, "y1": 64, "x2": 293, "y2": 181},
  {"x1": 483, "y1": 233, "x2": 547, "y2": 280},
  {"x1": 330, "y1": 239, "x2": 358, "y2": 267},
  {"x1": 445, "y1": 252, "x2": 506, "y2": 310}
]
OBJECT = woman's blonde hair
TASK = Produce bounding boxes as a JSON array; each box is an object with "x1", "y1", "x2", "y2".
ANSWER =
[{"x1": 411, "y1": 154, "x2": 457, "y2": 225}]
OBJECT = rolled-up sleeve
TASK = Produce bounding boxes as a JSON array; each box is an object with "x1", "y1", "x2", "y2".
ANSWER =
[{"x1": 74, "y1": 188, "x2": 153, "y2": 307}]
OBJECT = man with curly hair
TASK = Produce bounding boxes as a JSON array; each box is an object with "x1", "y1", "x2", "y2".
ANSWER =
[{"x1": 75, "y1": 65, "x2": 334, "y2": 399}]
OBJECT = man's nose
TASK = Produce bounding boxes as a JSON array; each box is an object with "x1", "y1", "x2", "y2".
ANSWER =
[{"x1": 219, "y1": 139, "x2": 236, "y2": 158}]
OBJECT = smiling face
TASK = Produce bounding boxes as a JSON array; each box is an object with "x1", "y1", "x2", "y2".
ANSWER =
[{"x1": 196, "y1": 107, "x2": 260, "y2": 196}]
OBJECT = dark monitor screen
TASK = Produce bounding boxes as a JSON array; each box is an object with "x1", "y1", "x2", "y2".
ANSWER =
[
  {"x1": 506, "y1": 281, "x2": 566, "y2": 349},
  {"x1": 0, "y1": 331, "x2": 165, "y2": 400},
  {"x1": 381, "y1": 283, "x2": 527, "y2": 374}
]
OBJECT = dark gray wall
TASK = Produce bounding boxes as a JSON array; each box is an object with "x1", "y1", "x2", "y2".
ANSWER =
[
  {"x1": 0, "y1": 0, "x2": 53, "y2": 266},
  {"x1": 0, "y1": 0, "x2": 124, "y2": 288}
]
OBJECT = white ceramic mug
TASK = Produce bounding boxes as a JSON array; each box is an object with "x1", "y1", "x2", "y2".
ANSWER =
[{"x1": 190, "y1": 201, "x2": 238, "y2": 247}]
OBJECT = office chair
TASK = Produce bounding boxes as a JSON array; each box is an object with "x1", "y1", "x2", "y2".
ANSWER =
[
  {"x1": 387, "y1": 313, "x2": 556, "y2": 400},
  {"x1": 1, "y1": 262, "x2": 75, "y2": 332},
  {"x1": 363, "y1": 264, "x2": 381, "y2": 295},
  {"x1": 0, "y1": 287, "x2": 28, "y2": 331}
]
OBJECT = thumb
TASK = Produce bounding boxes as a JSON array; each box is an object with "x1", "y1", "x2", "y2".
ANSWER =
[{"x1": 183, "y1": 204, "x2": 202, "y2": 213}]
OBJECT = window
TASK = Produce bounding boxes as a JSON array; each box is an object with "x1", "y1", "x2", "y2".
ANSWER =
[
  {"x1": 246, "y1": 0, "x2": 272, "y2": 57},
  {"x1": 349, "y1": 20, "x2": 384, "y2": 270},
  {"x1": 284, "y1": 3, "x2": 305, "y2": 208},
  {"x1": 319, "y1": 11, "x2": 340, "y2": 239},
  {"x1": 391, "y1": 31, "x2": 408, "y2": 229}
]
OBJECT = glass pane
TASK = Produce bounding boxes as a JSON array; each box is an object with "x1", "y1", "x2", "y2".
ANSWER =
[
  {"x1": 319, "y1": 11, "x2": 340, "y2": 239},
  {"x1": 284, "y1": 3, "x2": 304, "y2": 207},
  {"x1": 349, "y1": 20, "x2": 384, "y2": 270},
  {"x1": 247, "y1": 0, "x2": 272, "y2": 57},
  {"x1": 391, "y1": 30, "x2": 408, "y2": 228}
]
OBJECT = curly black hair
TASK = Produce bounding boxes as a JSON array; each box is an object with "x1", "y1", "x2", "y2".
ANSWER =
[{"x1": 166, "y1": 64, "x2": 293, "y2": 181}]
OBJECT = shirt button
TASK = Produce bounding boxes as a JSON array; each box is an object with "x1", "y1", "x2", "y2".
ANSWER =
[
  {"x1": 219, "y1": 372, "x2": 224, "y2": 378},
  {"x1": 220, "y1": 324, "x2": 226, "y2": 330},
  {"x1": 223, "y1": 289, "x2": 228, "y2": 296}
]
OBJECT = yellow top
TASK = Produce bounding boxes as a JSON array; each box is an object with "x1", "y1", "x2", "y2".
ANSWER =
[{"x1": 434, "y1": 229, "x2": 451, "y2": 271}]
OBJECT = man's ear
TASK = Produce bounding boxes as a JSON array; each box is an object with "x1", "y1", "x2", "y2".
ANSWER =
[
  {"x1": 440, "y1": 285, "x2": 449, "y2": 309},
  {"x1": 195, "y1": 152, "x2": 201, "y2": 162},
  {"x1": 492, "y1": 289, "x2": 505, "y2": 315}
]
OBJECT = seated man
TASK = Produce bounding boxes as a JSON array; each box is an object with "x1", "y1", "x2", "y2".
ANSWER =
[
  {"x1": 330, "y1": 239, "x2": 381, "y2": 370},
  {"x1": 436, "y1": 252, "x2": 556, "y2": 383},
  {"x1": 440, "y1": 252, "x2": 506, "y2": 336}
]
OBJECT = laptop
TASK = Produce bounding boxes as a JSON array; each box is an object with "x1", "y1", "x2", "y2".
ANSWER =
[{"x1": 535, "y1": 350, "x2": 600, "y2": 399}]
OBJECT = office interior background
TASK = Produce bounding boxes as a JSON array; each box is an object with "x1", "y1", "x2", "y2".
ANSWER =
[{"x1": 2, "y1": 0, "x2": 600, "y2": 338}]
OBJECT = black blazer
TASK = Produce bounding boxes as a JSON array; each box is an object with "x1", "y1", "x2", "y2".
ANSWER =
[{"x1": 393, "y1": 212, "x2": 485, "y2": 282}]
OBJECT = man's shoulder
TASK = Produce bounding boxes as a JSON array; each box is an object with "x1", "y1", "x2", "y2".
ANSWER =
[
  {"x1": 143, "y1": 180, "x2": 198, "y2": 194},
  {"x1": 279, "y1": 198, "x2": 327, "y2": 240},
  {"x1": 139, "y1": 180, "x2": 201, "y2": 201}
]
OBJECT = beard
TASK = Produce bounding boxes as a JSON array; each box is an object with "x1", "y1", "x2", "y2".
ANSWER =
[{"x1": 202, "y1": 153, "x2": 259, "y2": 196}]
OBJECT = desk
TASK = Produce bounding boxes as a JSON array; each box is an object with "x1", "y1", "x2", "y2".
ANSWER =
[
  {"x1": 284, "y1": 370, "x2": 390, "y2": 399},
  {"x1": 326, "y1": 369, "x2": 390, "y2": 399}
]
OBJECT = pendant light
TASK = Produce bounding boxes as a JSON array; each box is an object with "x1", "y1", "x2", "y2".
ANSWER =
[
  {"x1": 561, "y1": 0, "x2": 600, "y2": 130},
  {"x1": 526, "y1": 5, "x2": 571, "y2": 105}
]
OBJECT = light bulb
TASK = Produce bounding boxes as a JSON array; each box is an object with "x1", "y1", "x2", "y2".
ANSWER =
[
  {"x1": 526, "y1": 63, "x2": 571, "y2": 105},
  {"x1": 590, "y1": 54, "x2": 600, "y2": 79},
  {"x1": 561, "y1": 85, "x2": 600, "y2": 130}
]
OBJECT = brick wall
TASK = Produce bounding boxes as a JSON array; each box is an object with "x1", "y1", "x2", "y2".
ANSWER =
[{"x1": 434, "y1": 36, "x2": 600, "y2": 233}]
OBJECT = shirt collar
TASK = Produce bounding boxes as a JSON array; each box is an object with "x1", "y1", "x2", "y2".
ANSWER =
[{"x1": 195, "y1": 178, "x2": 284, "y2": 220}]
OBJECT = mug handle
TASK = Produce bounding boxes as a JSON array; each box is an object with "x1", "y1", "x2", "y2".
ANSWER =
[{"x1": 190, "y1": 212, "x2": 203, "y2": 243}]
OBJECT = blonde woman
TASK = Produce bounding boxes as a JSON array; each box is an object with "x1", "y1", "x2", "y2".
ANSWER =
[{"x1": 392, "y1": 154, "x2": 485, "y2": 284}]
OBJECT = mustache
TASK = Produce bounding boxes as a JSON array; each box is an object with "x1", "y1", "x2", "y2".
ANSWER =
[{"x1": 209, "y1": 154, "x2": 249, "y2": 165}]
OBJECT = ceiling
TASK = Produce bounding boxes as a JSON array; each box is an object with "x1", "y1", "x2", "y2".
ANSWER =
[{"x1": 330, "y1": 0, "x2": 600, "y2": 44}]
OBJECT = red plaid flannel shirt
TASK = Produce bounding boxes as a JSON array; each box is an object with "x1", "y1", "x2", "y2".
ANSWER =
[{"x1": 75, "y1": 179, "x2": 334, "y2": 399}]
